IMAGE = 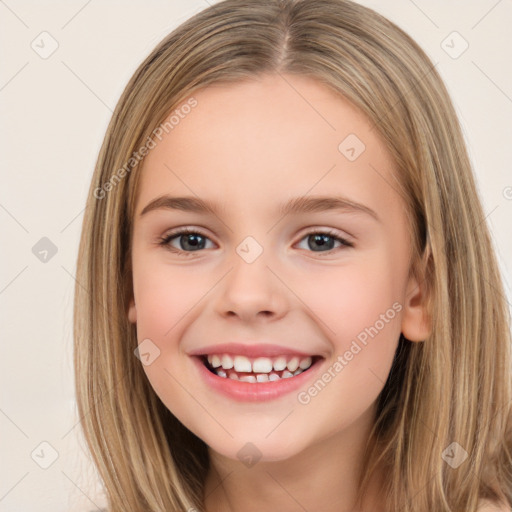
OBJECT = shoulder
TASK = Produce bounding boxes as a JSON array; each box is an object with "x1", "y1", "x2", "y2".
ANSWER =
[{"x1": 478, "y1": 498, "x2": 511, "y2": 512}]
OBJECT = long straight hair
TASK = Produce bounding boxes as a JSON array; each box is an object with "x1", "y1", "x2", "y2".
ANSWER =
[{"x1": 73, "y1": 1, "x2": 512, "y2": 510}]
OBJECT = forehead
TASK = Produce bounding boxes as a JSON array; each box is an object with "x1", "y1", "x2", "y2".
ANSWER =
[{"x1": 134, "y1": 73, "x2": 399, "y2": 219}]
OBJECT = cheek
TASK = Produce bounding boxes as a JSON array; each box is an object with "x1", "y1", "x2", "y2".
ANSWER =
[
  {"x1": 296, "y1": 264, "x2": 401, "y2": 431},
  {"x1": 299, "y1": 255, "x2": 403, "y2": 403},
  {"x1": 130, "y1": 258, "x2": 213, "y2": 384},
  {"x1": 131, "y1": 261, "x2": 209, "y2": 426},
  {"x1": 132, "y1": 258, "x2": 203, "y2": 338},
  {"x1": 303, "y1": 258, "x2": 402, "y2": 342}
]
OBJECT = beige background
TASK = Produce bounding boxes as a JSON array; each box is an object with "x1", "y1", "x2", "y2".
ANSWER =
[{"x1": 1, "y1": 1, "x2": 511, "y2": 510}]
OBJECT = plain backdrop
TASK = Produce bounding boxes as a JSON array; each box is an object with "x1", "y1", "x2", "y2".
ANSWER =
[{"x1": 1, "y1": 1, "x2": 511, "y2": 510}]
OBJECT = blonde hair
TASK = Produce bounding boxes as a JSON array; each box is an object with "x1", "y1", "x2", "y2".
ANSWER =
[{"x1": 73, "y1": 0, "x2": 512, "y2": 510}]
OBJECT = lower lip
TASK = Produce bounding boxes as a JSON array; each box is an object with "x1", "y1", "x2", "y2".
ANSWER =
[{"x1": 191, "y1": 356, "x2": 324, "y2": 402}]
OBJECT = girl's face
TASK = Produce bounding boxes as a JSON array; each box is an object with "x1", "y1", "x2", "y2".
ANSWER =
[{"x1": 127, "y1": 73, "x2": 429, "y2": 463}]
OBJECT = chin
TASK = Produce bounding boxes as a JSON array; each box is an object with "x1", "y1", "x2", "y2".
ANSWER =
[{"x1": 205, "y1": 430, "x2": 310, "y2": 466}]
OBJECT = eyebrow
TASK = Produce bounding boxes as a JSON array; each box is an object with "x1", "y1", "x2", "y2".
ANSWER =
[{"x1": 139, "y1": 194, "x2": 379, "y2": 221}]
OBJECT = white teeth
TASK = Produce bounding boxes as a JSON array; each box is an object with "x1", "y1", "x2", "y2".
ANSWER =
[
  {"x1": 299, "y1": 356, "x2": 312, "y2": 369},
  {"x1": 221, "y1": 354, "x2": 234, "y2": 370},
  {"x1": 253, "y1": 357, "x2": 273, "y2": 373},
  {"x1": 273, "y1": 356, "x2": 287, "y2": 371},
  {"x1": 286, "y1": 357, "x2": 299, "y2": 372},
  {"x1": 209, "y1": 355, "x2": 221, "y2": 368},
  {"x1": 233, "y1": 355, "x2": 252, "y2": 373},
  {"x1": 207, "y1": 352, "x2": 316, "y2": 381},
  {"x1": 215, "y1": 368, "x2": 305, "y2": 382}
]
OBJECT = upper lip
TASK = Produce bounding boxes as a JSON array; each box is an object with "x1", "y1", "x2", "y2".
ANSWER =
[{"x1": 188, "y1": 342, "x2": 319, "y2": 358}]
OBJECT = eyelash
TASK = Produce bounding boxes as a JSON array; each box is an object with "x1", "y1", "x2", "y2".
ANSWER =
[{"x1": 157, "y1": 227, "x2": 354, "y2": 257}]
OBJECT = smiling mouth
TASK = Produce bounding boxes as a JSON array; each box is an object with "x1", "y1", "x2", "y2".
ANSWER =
[{"x1": 200, "y1": 353, "x2": 323, "y2": 383}]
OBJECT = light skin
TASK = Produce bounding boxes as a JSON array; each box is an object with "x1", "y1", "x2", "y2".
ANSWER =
[{"x1": 127, "y1": 73, "x2": 431, "y2": 511}]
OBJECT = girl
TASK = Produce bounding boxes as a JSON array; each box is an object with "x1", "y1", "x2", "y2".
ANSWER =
[{"x1": 73, "y1": 0, "x2": 512, "y2": 511}]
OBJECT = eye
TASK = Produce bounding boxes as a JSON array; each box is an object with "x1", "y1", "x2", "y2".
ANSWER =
[
  {"x1": 158, "y1": 228, "x2": 214, "y2": 255},
  {"x1": 295, "y1": 229, "x2": 353, "y2": 254},
  {"x1": 158, "y1": 227, "x2": 353, "y2": 256}
]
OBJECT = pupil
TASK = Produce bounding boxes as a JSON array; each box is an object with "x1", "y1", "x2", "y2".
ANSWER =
[
  {"x1": 182, "y1": 234, "x2": 204, "y2": 251},
  {"x1": 309, "y1": 234, "x2": 334, "y2": 251}
]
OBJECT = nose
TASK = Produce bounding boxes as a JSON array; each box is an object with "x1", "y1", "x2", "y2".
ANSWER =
[{"x1": 214, "y1": 250, "x2": 289, "y2": 323}]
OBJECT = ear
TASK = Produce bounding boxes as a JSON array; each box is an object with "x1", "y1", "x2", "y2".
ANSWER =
[
  {"x1": 124, "y1": 258, "x2": 136, "y2": 324},
  {"x1": 401, "y1": 253, "x2": 432, "y2": 342},
  {"x1": 128, "y1": 297, "x2": 137, "y2": 324}
]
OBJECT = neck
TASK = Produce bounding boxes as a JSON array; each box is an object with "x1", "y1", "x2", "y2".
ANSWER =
[{"x1": 203, "y1": 403, "x2": 385, "y2": 512}]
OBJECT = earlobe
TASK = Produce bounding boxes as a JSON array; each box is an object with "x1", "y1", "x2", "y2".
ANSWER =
[
  {"x1": 401, "y1": 262, "x2": 432, "y2": 343},
  {"x1": 128, "y1": 298, "x2": 137, "y2": 324}
]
